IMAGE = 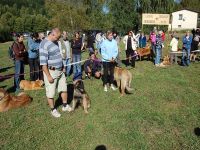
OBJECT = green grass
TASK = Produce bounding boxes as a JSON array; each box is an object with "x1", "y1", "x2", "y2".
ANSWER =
[{"x1": 0, "y1": 36, "x2": 200, "y2": 150}]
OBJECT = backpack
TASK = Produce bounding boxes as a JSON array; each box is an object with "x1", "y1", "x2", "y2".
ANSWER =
[{"x1": 8, "y1": 42, "x2": 16, "y2": 60}]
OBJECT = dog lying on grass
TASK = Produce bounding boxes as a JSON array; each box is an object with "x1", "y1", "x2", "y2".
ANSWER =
[
  {"x1": 160, "y1": 55, "x2": 171, "y2": 67},
  {"x1": 20, "y1": 80, "x2": 44, "y2": 91},
  {"x1": 72, "y1": 79, "x2": 90, "y2": 114},
  {"x1": 0, "y1": 88, "x2": 32, "y2": 112},
  {"x1": 114, "y1": 67, "x2": 133, "y2": 96}
]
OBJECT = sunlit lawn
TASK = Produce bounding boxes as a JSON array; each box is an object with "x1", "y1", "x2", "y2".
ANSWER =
[{"x1": 0, "y1": 35, "x2": 200, "y2": 150}]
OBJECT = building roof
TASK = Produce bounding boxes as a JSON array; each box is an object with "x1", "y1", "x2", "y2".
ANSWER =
[{"x1": 172, "y1": 9, "x2": 199, "y2": 14}]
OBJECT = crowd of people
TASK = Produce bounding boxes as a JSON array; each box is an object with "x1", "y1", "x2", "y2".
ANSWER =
[{"x1": 10, "y1": 27, "x2": 200, "y2": 117}]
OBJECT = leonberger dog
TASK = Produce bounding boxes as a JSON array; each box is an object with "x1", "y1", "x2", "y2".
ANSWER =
[
  {"x1": 114, "y1": 67, "x2": 133, "y2": 96},
  {"x1": 160, "y1": 55, "x2": 171, "y2": 66},
  {"x1": 72, "y1": 79, "x2": 90, "y2": 114},
  {"x1": 0, "y1": 88, "x2": 32, "y2": 112},
  {"x1": 20, "y1": 80, "x2": 44, "y2": 91}
]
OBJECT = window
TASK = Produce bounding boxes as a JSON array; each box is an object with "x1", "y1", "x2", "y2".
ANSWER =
[
  {"x1": 178, "y1": 25, "x2": 182, "y2": 28},
  {"x1": 179, "y1": 14, "x2": 183, "y2": 20}
]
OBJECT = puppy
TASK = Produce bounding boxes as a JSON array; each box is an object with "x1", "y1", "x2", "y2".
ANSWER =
[
  {"x1": 20, "y1": 80, "x2": 44, "y2": 90},
  {"x1": 72, "y1": 79, "x2": 90, "y2": 114},
  {"x1": 114, "y1": 67, "x2": 133, "y2": 96},
  {"x1": 0, "y1": 88, "x2": 32, "y2": 112},
  {"x1": 160, "y1": 55, "x2": 171, "y2": 66}
]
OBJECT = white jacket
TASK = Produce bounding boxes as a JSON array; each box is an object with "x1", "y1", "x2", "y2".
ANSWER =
[
  {"x1": 58, "y1": 40, "x2": 71, "y2": 59},
  {"x1": 123, "y1": 35, "x2": 138, "y2": 50},
  {"x1": 170, "y1": 37, "x2": 178, "y2": 52}
]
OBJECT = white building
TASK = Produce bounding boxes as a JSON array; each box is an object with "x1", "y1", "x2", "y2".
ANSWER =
[{"x1": 169, "y1": 9, "x2": 199, "y2": 31}]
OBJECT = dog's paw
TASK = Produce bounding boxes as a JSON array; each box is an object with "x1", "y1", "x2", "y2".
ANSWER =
[{"x1": 84, "y1": 110, "x2": 89, "y2": 114}]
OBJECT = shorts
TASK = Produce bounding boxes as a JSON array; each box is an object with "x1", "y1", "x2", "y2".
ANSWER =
[{"x1": 43, "y1": 69, "x2": 67, "y2": 98}]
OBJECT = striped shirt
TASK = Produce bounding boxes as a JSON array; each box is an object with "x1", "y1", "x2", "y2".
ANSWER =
[{"x1": 39, "y1": 38, "x2": 63, "y2": 69}]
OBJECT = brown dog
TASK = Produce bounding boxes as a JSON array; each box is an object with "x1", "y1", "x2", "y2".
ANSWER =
[
  {"x1": 136, "y1": 45, "x2": 151, "y2": 60},
  {"x1": 114, "y1": 67, "x2": 133, "y2": 96},
  {"x1": 20, "y1": 80, "x2": 44, "y2": 90},
  {"x1": 72, "y1": 79, "x2": 90, "y2": 114},
  {"x1": 0, "y1": 88, "x2": 32, "y2": 112},
  {"x1": 160, "y1": 55, "x2": 171, "y2": 66}
]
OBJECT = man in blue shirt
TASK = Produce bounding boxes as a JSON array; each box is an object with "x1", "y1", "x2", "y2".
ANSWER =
[{"x1": 100, "y1": 31, "x2": 118, "y2": 92}]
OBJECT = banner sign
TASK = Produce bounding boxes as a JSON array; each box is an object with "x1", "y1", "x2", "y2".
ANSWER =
[{"x1": 142, "y1": 13, "x2": 170, "y2": 25}]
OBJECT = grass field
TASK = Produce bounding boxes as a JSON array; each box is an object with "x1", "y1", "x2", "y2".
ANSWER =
[{"x1": 0, "y1": 36, "x2": 200, "y2": 150}]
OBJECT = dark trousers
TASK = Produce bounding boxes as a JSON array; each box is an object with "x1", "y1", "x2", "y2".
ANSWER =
[
  {"x1": 14, "y1": 60, "x2": 25, "y2": 91},
  {"x1": 126, "y1": 49, "x2": 135, "y2": 67},
  {"x1": 102, "y1": 62, "x2": 115, "y2": 86},
  {"x1": 29, "y1": 58, "x2": 39, "y2": 81}
]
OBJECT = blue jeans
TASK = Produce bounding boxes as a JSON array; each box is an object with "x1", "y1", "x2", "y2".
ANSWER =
[
  {"x1": 14, "y1": 60, "x2": 24, "y2": 91},
  {"x1": 151, "y1": 43, "x2": 156, "y2": 55},
  {"x1": 182, "y1": 48, "x2": 190, "y2": 66},
  {"x1": 155, "y1": 47, "x2": 161, "y2": 65},
  {"x1": 88, "y1": 47, "x2": 94, "y2": 53},
  {"x1": 65, "y1": 58, "x2": 71, "y2": 76},
  {"x1": 72, "y1": 54, "x2": 82, "y2": 80}
]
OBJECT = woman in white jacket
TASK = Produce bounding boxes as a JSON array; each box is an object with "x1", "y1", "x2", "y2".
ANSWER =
[
  {"x1": 169, "y1": 35, "x2": 179, "y2": 64},
  {"x1": 123, "y1": 31, "x2": 138, "y2": 68}
]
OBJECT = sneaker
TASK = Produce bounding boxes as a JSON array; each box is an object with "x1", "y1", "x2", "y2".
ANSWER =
[
  {"x1": 62, "y1": 104, "x2": 72, "y2": 112},
  {"x1": 155, "y1": 64, "x2": 160, "y2": 67},
  {"x1": 110, "y1": 84, "x2": 117, "y2": 91},
  {"x1": 51, "y1": 109, "x2": 61, "y2": 118},
  {"x1": 104, "y1": 85, "x2": 108, "y2": 92}
]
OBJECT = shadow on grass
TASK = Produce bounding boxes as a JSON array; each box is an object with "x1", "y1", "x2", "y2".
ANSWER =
[
  {"x1": 0, "y1": 66, "x2": 14, "y2": 73},
  {"x1": 0, "y1": 74, "x2": 14, "y2": 82},
  {"x1": 7, "y1": 86, "x2": 16, "y2": 93},
  {"x1": 95, "y1": 145, "x2": 107, "y2": 150},
  {"x1": 0, "y1": 85, "x2": 7, "y2": 88},
  {"x1": 194, "y1": 127, "x2": 200, "y2": 137},
  {"x1": 54, "y1": 84, "x2": 74, "y2": 109}
]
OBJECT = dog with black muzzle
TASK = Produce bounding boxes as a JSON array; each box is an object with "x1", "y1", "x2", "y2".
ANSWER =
[{"x1": 72, "y1": 79, "x2": 90, "y2": 114}]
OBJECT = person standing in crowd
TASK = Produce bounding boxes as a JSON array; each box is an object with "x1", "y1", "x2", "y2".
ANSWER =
[
  {"x1": 155, "y1": 31, "x2": 163, "y2": 67},
  {"x1": 87, "y1": 31, "x2": 95, "y2": 53},
  {"x1": 84, "y1": 52, "x2": 101, "y2": 79},
  {"x1": 13, "y1": 33, "x2": 26, "y2": 93},
  {"x1": 71, "y1": 32, "x2": 84, "y2": 80},
  {"x1": 149, "y1": 30, "x2": 157, "y2": 58},
  {"x1": 27, "y1": 32, "x2": 40, "y2": 81},
  {"x1": 38, "y1": 32, "x2": 45, "y2": 80},
  {"x1": 58, "y1": 31, "x2": 72, "y2": 77},
  {"x1": 95, "y1": 32, "x2": 105, "y2": 54},
  {"x1": 39, "y1": 28, "x2": 72, "y2": 118},
  {"x1": 113, "y1": 31, "x2": 122, "y2": 67},
  {"x1": 169, "y1": 34, "x2": 179, "y2": 64},
  {"x1": 139, "y1": 32, "x2": 147, "y2": 48},
  {"x1": 123, "y1": 30, "x2": 137, "y2": 68},
  {"x1": 161, "y1": 30, "x2": 165, "y2": 42},
  {"x1": 182, "y1": 31, "x2": 192, "y2": 66},
  {"x1": 101, "y1": 31, "x2": 118, "y2": 92},
  {"x1": 190, "y1": 29, "x2": 200, "y2": 62}
]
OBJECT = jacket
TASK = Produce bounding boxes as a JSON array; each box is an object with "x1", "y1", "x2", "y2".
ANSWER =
[
  {"x1": 123, "y1": 35, "x2": 138, "y2": 50},
  {"x1": 13, "y1": 42, "x2": 26, "y2": 60},
  {"x1": 100, "y1": 39, "x2": 118, "y2": 62},
  {"x1": 28, "y1": 37, "x2": 40, "y2": 59}
]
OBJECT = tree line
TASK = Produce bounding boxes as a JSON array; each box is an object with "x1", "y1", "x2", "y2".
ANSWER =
[{"x1": 0, "y1": 0, "x2": 199, "y2": 42}]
